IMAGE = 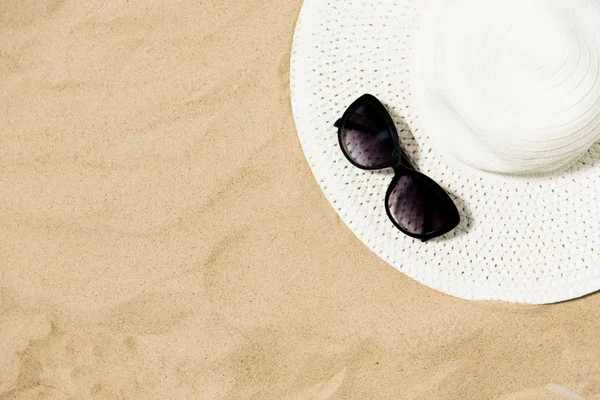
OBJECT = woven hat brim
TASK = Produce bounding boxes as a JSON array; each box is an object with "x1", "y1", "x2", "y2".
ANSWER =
[{"x1": 290, "y1": 0, "x2": 600, "y2": 304}]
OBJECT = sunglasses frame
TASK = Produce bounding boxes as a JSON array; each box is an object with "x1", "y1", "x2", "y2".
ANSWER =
[{"x1": 335, "y1": 94, "x2": 460, "y2": 241}]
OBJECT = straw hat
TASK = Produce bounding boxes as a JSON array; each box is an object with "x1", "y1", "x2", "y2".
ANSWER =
[{"x1": 290, "y1": 0, "x2": 600, "y2": 303}]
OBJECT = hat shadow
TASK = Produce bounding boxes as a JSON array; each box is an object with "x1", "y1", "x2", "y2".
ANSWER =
[
  {"x1": 388, "y1": 107, "x2": 600, "y2": 243},
  {"x1": 509, "y1": 143, "x2": 600, "y2": 180},
  {"x1": 427, "y1": 142, "x2": 600, "y2": 243}
]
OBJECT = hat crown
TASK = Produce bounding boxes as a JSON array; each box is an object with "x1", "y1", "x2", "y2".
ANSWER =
[{"x1": 413, "y1": 0, "x2": 600, "y2": 175}]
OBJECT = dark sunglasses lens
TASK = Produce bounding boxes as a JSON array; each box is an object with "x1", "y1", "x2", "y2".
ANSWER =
[
  {"x1": 339, "y1": 103, "x2": 396, "y2": 168},
  {"x1": 387, "y1": 174, "x2": 459, "y2": 237}
]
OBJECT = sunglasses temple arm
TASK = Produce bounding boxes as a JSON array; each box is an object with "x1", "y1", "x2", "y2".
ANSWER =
[
  {"x1": 399, "y1": 146, "x2": 416, "y2": 170},
  {"x1": 334, "y1": 119, "x2": 377, "y2": 133}
]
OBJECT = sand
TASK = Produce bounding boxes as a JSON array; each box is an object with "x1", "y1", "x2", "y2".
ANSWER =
[{"x1": 2, "y1": 0, "x2": 600, "y2": 398}]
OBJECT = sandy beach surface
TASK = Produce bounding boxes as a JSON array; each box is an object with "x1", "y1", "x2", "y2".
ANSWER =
[{"x1": 2, "y1": 0, "x2": 600, "y2": 398}]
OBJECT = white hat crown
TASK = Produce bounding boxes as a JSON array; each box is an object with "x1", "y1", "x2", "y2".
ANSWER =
[{"x1": 413, "y1": 0, "x2": 600, "y2": 175}]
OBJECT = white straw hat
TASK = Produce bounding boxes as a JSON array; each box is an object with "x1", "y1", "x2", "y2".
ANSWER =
[{"x1": 291, "y1": 0, "x2": 600, "y2": 303}]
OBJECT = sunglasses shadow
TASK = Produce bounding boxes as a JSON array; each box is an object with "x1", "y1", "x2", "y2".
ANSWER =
[
  {"x1": 389, "y1": 113, "x2": 474, "y2": 242},
  {"x1": 430, "y1": 193, "x2": 474, "y2": 243},
  {"x1": 389, "y1": 109, "x2": 423, "y2": 169}
]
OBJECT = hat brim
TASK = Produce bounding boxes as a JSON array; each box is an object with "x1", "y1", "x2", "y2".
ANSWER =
[{"x1": 291, "y1": 0, "x2": 600, "y2": 304}]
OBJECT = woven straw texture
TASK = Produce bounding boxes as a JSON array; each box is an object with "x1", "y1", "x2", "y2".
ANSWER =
[{"x1": 290, "y1": 0, "x2": 600, "y2": 304}]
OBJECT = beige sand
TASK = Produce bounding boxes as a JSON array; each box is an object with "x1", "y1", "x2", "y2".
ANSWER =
[{"x1": 2, "y1": 0, "x2": 600, "y2": 398}]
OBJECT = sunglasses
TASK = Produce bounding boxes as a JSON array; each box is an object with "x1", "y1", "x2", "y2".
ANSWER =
[{"x1": 334, "y1": 94, "x2": 460, "y2": 241}]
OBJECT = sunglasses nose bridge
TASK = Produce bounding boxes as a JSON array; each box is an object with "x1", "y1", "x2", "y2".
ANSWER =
[
  {"x1": 334, "y1": 118, "x2": 342, "y2": 128},
  {"x1": 393, "y1": 162, "x2": 413, "y2": 176}
]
